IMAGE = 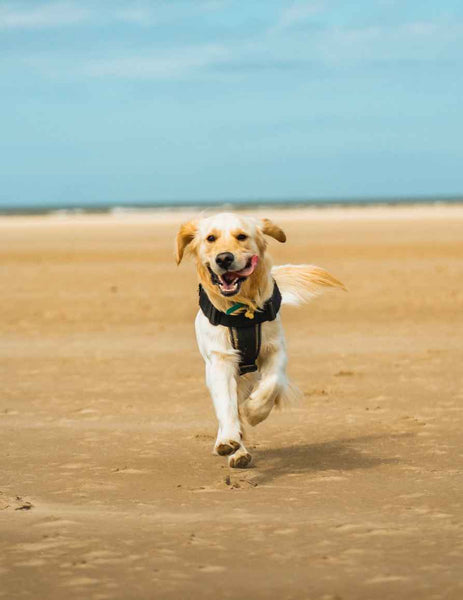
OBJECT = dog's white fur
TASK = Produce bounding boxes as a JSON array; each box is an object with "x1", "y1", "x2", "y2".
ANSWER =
[{"x1": 176, "y1": 212, "x2": 344, "y2": 468}]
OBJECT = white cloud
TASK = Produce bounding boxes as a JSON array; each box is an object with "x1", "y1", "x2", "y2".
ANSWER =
[
  {"x1": 0, "y1": 1, "x2": 233, "y2": 31},
  {"x1": 0, "y1": 2, "x2": 90, "y2": 29},
  {"x1": 82, "y1": 44, "x2": 228, "y2": 79},
  {"x1": 316, "y1": 21, "x2": 463, "y2": 64},
  {"x1": 272, "y1": 1, "x2": 325, "y2": 32},
  {"x1": 114, "y1": 7, "x2": 156, "y2": 26},
  {"x1": 198, "y1": 1, "x2": 230, "y2": 11},
  {"x1": 404, "y1": 21, "x2": 438, "y2": 36},
  {"x1": 5, "y1": 4, "x2": 462, "y2": 83}
]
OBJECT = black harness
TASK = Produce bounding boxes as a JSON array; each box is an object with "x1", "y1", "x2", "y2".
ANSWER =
[{"x1": 198, "y1": 282, "x2": 282, "y2": 375}]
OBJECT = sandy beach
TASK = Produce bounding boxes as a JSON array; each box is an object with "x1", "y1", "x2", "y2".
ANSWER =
[{"x1": 1, "y1": 204, "x2": 462, "y2": 600}]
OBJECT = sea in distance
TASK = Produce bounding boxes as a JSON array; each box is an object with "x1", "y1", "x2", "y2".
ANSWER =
[{"x1": 0, "y1": 195, "x2": 462, "y2": 215}]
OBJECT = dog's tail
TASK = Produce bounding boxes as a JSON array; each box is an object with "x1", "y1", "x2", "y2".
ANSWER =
[{"x1": 272, "y1": 264, "x2": 346, "y2": 307}]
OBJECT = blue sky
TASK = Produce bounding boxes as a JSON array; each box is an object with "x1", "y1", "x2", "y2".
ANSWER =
[{"x1": 1, "y1": 1, "x2": 463, "y2": 208}]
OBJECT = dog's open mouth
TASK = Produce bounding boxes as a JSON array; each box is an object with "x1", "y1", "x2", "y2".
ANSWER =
[{"x1": 209, "y1": 255, "x2": 259, "y2": 297}]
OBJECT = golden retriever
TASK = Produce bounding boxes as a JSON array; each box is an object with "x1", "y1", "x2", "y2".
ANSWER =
[{"x1": 176, "y1": 212, "x2": 344, "y2": 468}]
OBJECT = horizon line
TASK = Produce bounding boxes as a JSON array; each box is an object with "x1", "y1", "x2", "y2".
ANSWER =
[{"x1": 1, "y1": 193, "x2": 463, "y2": 215}]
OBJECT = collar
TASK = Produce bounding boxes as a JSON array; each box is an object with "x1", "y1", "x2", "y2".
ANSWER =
[{"x1": 198, "y1": 281, "x2": 281, "y2": 328}]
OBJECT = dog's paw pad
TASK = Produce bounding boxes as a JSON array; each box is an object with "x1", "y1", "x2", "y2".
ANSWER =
[
  {"x1": 215, "y1": 441, "x2": 240, "y2": 456},
  {"x1": 229, "y1": 452, "x2": 252, "y2": 469}
]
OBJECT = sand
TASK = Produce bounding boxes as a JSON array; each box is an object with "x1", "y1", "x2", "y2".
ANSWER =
[{"x1": 1, "y1": 205, "x2": 462, "y2": 600}]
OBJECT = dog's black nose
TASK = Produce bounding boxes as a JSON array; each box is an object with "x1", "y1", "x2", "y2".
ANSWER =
[{"x1": 215, "y1": 252, "x2": 234, "y2": 270}]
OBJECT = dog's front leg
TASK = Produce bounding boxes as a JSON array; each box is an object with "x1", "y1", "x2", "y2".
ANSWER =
[{"x1": 206, "y1": 352, "x2": 243, "y2": 456}]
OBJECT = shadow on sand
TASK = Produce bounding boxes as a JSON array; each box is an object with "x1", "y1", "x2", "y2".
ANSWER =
[{"x1": 253, "y1": 433, "x2": 413, "y2": 485}]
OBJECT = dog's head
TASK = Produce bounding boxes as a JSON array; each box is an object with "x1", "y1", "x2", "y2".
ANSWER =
[{"x1": 175, "y1": 213, "x2": 286, "y2": 301}]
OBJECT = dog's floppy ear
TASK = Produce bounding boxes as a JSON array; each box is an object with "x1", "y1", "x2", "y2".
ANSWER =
[
  {"x1": 175, "y1": 220, "x2": 197, "y2": 264},
  {"x1": 261, "y1": 218, "x2": 286, "y2": 243}
]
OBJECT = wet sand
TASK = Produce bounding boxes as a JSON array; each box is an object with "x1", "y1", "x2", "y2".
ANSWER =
[{"x1": 1, "y1": 205, "x2": 462, "y2": 600}]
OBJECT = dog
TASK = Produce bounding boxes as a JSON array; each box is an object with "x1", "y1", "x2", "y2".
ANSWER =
[{"x1": 176, "y1": 212, "x2": 344, "y2": 468}]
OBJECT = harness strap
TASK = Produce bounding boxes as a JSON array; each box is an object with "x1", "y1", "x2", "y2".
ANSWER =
[
  {"x1": 198, "y1": 281, "x2": 281, "y2": 376},
  {"x1": 229, "y1": 324, "x2": 262, "y2": 375},
  {"x1": 198, "y1": 282, "x2": 281, "y2": 328}
]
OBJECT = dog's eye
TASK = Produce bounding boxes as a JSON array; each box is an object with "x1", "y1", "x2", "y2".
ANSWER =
[
  {"x1": 236, "y1": 233, "x2": 247, "y2": 241},
  {"x1": 206, "y1": 235, "x2": 216, "y2": 242}
]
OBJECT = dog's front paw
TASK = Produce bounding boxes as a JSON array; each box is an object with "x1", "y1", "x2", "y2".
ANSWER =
[{"x1": 214, "y1": 439, "x2": 241, "y2": 456}]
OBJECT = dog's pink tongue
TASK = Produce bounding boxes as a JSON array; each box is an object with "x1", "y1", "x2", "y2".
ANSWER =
[{"x1": 234, "y1": 255, "x2": 259, "y2": 277}]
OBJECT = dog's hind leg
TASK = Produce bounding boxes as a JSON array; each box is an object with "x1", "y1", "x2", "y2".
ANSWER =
[{"x1": 241, "y1": 342, "x2": 288, "y2": 427}]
